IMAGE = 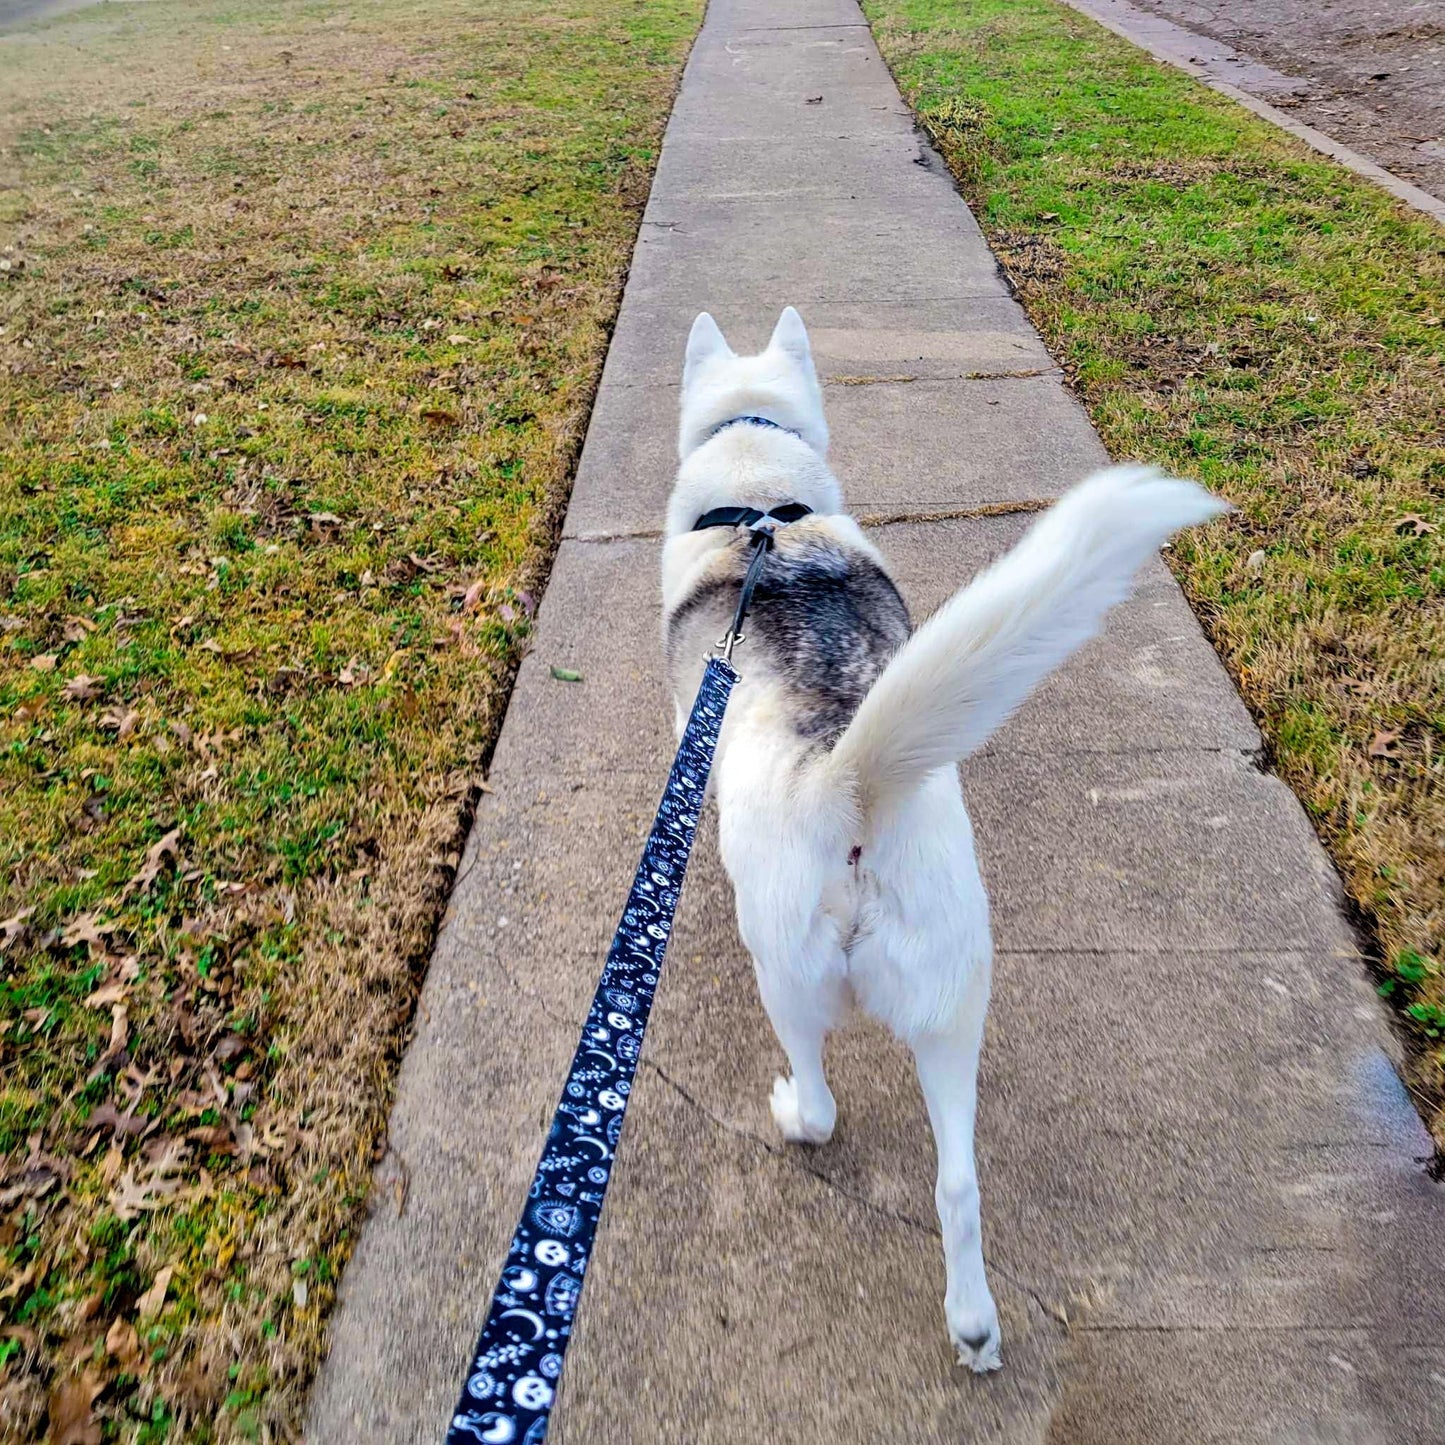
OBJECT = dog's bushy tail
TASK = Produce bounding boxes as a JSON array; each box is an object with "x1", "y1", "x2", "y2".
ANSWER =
[{"x1": 828, "y1": 465, "x2": 1228, "y2": 813}]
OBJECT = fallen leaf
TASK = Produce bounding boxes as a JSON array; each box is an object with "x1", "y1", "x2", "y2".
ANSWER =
[
  {"x1": 0, "y1": 908, "x2": 35, "y2": 953},
  {"x1": 30, "y1": 653, "x2": 58, "y2": 672},
  {"x1": 87, "y1": 1102, "x2": 146, "y2": 1137},
  {"x1": 1396, "y1": 513, "x2": 1438, "y2": 537},
  {"x1": 0, "y1": 1260, "x2": 37, "y2": 1303},
  {"x1": 1368, "y1": 728, "x2": 1402, "y2": 759},
  {"x1": 63, "y1": 616, "x2": 97, "y2": 643},
  {"x1": 213, "y1": 1033, "x2": 247, "y2": 1063},
  {"x1": 419, "y1": 408, "x2": 460, "y2": 427},
  {"x1": 197, "y1": 638, "x2": 224, "y2": 654},
  {"x1": 100, "y1": 705, "x2": 140, "y2": 738},
  {"x1": 99, "y1": 1145, "x2": 124, "y2": 1186},
  {"x1": 459, "y1": 577, "x2": 487, "y2": 613},
  {"x1": 136, "y1": 1264, "x2": 174, "y2": 1321},
  {"x1": 83, "y1": 981, "x2": 129, "y2": 1009},
  {"x1": 550, "y1": 666, "x2": 583, "y2": 683},
  {"x1": 105, "y1": 1316, "x2": 141, "y2": 1373},
  {"x1": 338, "y1": 656, "x2": 370, "y2": 687},
  {"x1": 47, "y1": 1367, "x2": 104, "y2": 1445},
  {"x1": 111, "y1": 1138, "x2": 189, "y2": 1221},
  {"x1": 125, "y1": 828, "x2": 181, "y2": 896},
  {"x1": 267, "y1": 665, "x2": 306, "y2": 694},
  {"x1": 62, "y1": 913, "x2": 111, "y2": 949},
  {"x1": 445, "y1": 333, "x2": 472, "y2": 344},
  {"x1": 1245, "y1": 549, "x2": 1266, "y2": 575}
]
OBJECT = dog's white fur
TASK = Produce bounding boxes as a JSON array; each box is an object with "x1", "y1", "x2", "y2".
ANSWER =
[{"x1": 661, "y1": 307, "x2": 1227, "y2": 1371}]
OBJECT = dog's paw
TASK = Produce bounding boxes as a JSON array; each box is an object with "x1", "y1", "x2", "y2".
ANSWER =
[
  {"x1": 948, "y1": 1299, "x2": 1002, "y2": 1374},
  {"x1": 769, "y1": 1075, "x2": 834, "y2": 1144}
]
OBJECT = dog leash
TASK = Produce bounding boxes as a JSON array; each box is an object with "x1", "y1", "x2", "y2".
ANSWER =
[{"x1": 445, "y1": 504, "x2": 808, "y2": 1445}]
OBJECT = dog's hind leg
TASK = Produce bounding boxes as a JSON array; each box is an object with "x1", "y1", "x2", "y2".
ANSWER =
[
  {"x1": 755, "y1": 965, "x2": 845, "y2": 1146},
  {"x1": 912, "y1": 1002, "x2": 1001, "y2": 1373}
]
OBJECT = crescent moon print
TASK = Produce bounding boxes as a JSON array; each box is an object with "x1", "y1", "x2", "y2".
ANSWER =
[
  {"x1": 497, "y1": 1309, "x2": 545, "y2": 1341},
  {"x1": 443, "y1": 659, "x2": 736, "y2": 1445}
]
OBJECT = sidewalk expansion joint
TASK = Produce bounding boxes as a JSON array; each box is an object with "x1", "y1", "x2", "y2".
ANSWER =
[
  {"x1": 565, "y1": 499, "x2": 1056, "y2": 544},
  {"x1": 856, "y1": 499, "x2": 1053, "y2": 526},
  {"x1": 826, "y1": 367, "x2": 1060, "y2": 385},
  {"x1": 641, "y1": 1055, "x2": 944, "y2": 1240},
  {"x1": 1073, "y1": 1321, "x2": 1406, "y2": 1337}
]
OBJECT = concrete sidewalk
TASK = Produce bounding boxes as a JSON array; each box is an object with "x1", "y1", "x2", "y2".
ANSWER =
[{"x1": 307, "y1": 1, "x2": 1445, "y2": 1440}]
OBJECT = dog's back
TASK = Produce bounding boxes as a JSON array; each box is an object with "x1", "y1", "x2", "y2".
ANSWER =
[{"x1": 665, "y1": 519, "x2": 910, "y2": 746}]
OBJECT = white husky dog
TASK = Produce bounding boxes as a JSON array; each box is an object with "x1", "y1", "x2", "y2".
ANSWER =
[{"x1": 660, "y1": 307, "x2": 1227, "y2": 1372}]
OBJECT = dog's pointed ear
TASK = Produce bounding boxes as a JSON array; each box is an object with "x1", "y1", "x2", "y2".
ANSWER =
[
  {"x1": 768, "y1": 306, "x2": 814, "y2": 370},
  {"x1": 684, "y1": 312, "x2": 731, "y2": 389}
]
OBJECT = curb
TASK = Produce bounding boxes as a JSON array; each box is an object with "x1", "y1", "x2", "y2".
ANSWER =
[{"x1": 1056, "y1": 0, "x2": 1445, "y2": 227}]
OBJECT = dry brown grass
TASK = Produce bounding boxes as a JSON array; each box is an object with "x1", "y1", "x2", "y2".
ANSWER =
[{"x1": 0, "y1": 0, "x2": 700, "y2": 1438}]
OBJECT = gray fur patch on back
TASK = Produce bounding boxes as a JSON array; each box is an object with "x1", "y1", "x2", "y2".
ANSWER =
[{"x1": 667, "y1": 528, "x2": 911, "y2": 745}]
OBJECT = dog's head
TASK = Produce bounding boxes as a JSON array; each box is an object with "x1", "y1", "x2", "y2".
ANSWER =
[{"x1": 677, "y1": 307, "x2": 828, "y2": 460}]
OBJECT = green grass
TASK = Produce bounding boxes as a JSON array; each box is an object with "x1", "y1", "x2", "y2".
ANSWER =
[
  {"x1": 0, "y1": 0, "x2": 701, "y2": 1436},
  {"x1": 866, "y1": 0, "x2": 1445, "y2": 1133}
]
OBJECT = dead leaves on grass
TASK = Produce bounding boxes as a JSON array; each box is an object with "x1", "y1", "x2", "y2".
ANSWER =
[
  {"x1": 46, "y1": 1368, "x2": 104, "y2": 1445},
  {"x1": 110, "y1": 1138, "x2": 191, "y2": 1222},
  {"x1": 1, "y1": 908, "x2": 35, "y2": 953},
  {"x1": 60, "y1": 675, "x2": 103, "y2": 703},
  {"x1": 1369, "y1": 728, "x2": 1404, "y2": 759},
  {"x1": 104, "y1": 1317, "x2": 141, "y2": 1374},
  {"x1": 0, "y1": 0, "x2": 694, "y2": 1433},
  {"x1": 1395, "y1": 512, "x2": 1438, "y2": 537},
  {"x1": 99, "y1": 704, "x2": 140, "y2": 739},
  {"x1": 135, "y1": 1264, "x2": 174, "y2": 1321}
]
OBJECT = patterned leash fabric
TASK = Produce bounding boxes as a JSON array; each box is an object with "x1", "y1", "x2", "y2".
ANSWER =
[{"x1": 446, "y1": 655, "x2": 739, "y2": 1445}]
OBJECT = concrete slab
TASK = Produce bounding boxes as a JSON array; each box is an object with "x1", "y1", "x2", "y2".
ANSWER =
[
  {"x1": 563, "y1": 374, "x2": 1103, "y2": 538},
  {"x1": 595, "y1": 296, "x2": 1053, "y2": 389},
  {"x1": 308, "y1": 0, "x2": 1445, "y2": 1441},
  {"x1": 645, "y1": 130, "x2": 930, "y2": 204},
  {"x1": 966, "y1": 748, "x2": 1351, "y2": 954},
  {"x1": 624, "y1": 195, "x2": 1008, "y2": 305}
]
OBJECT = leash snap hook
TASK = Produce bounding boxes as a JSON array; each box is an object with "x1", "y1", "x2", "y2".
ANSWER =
[{"x1": 714, "y1": 526, "x2": 773, "y2": 662}]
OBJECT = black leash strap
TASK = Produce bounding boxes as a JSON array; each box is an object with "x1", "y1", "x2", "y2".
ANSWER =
[{"x1": 446, "y1": 656, "x2": 738, "y2": 1445}]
